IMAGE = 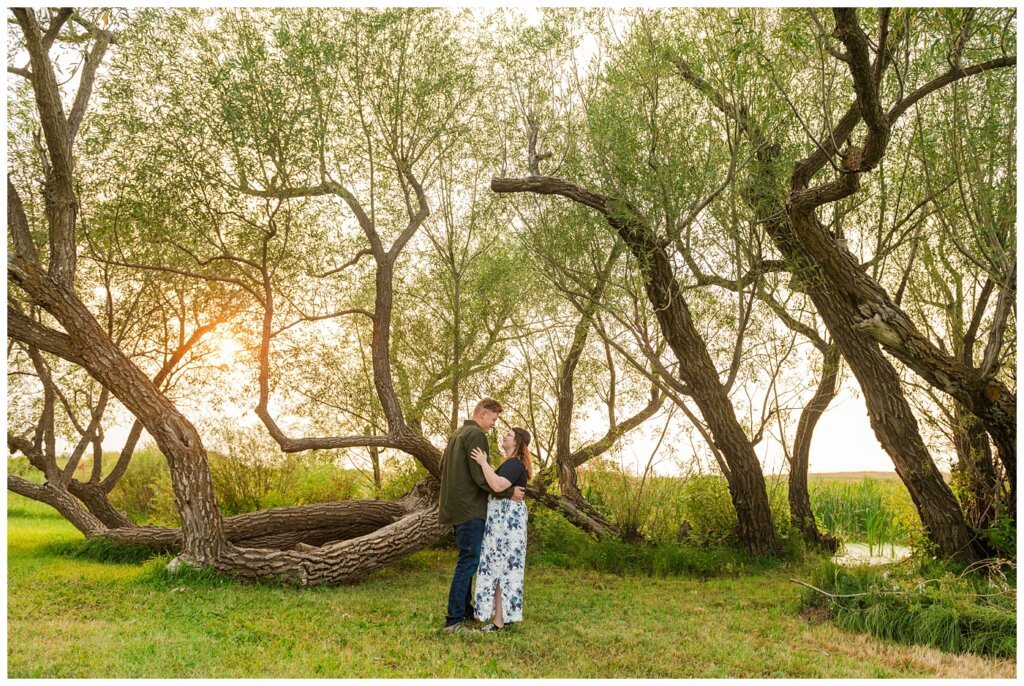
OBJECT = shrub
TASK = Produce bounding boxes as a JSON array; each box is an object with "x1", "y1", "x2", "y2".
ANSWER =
[
  {"x1": 527, "y1": 501, "x2": 594, "y2": 562},
  {"x1": 377, "y1": 455, "x2": 428, "y2": 501},
  {"x1": 579, "y1": 459, "x2": 689, "y2": 543},
  {"x1": 97, "y1": 437, "x2": 423, "y2": 523},
  {"x1": 285, "y1": 461, "x2": 359, "y2": 505},
  {"x1": 8, "y1": 456, "x2": 38, "y2": 480},
  {"x1": 526, "y1": 503, "x2": 781, "y2": 577},
  {"x1": 978, "y1": 515, "x2": 1016, "y2": 558},
  {"x1": 679, "y1": 474, "x2": 792, "y2": 548},
  {"x1": 108, "y1": 447, "x2": 178, "y2": 525}
]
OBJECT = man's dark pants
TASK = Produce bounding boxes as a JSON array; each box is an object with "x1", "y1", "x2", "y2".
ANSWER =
[{"x1": 445, "y1": 517, "x2": 485, "y2": 626}]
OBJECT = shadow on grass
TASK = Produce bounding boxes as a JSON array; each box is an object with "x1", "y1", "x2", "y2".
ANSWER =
[{"x1": 44, "y1": 536, "x2": 168, "y2": 565}]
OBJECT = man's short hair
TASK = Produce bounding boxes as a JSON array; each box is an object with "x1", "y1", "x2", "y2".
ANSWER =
[{"x1": 473, "y1": 397, "x2": 504, "y2": 415}]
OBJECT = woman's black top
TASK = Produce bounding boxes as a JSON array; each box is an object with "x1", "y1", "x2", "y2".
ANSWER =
[{"x1": 496, "y1": 457, "x2": 528, "y2": 489}]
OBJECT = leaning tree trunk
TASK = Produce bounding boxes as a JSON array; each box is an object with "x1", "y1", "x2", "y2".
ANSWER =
[
  {"x1": 9, "y1": 258, "x2": 229, "y2": 563},
  {"x1": 777, "y1": 209, "x2": 987, "y2": 562},
  {"x1": 183, "y1": 478, "x2": 447, "y2": 585},
  {"x1": 788, "y1": 343, "x2": 840, "y2": 553},
  {"x1": 603, "y1": 209, "x2": 779, "y2": 555},
  {"x1": 492, "y1": 176, "x2": 781, "y2": 556},
  {"x1": 12, "y1": 467, "x2": 448, "y2": 586},
  {"x1": 67, "y1": 479, "x2": 136, "y2": 529},
  {"x1": 671, "y1": 9, "x2": 1012, "y2": 564}
]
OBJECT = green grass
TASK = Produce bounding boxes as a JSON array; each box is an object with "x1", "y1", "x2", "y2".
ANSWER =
[
  {"x1": 802, "y1": 560, "x2": 1016, "y2": 658},
  {"x1": 7, "y1": 514, "x2": 1014, "y2": 677}
]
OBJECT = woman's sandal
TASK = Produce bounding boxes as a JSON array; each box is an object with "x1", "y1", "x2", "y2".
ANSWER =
[{"x1": 479, "y1": 623, "x2": 506, "y2": 632}]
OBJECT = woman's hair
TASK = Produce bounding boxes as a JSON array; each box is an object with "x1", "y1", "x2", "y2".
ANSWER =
[{"x1": 510, "y1": 427, "x2": 533, "y2": 479}]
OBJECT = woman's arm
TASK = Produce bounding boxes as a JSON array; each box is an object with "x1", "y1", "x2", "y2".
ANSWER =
[{"x1": 470, "y1": 447, "x2": 511, "y2": 492}]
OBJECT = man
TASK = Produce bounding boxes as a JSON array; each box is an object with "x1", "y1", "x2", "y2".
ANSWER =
[{"x1": 439, "y1": 396, "x2": 525, "y2": 632}]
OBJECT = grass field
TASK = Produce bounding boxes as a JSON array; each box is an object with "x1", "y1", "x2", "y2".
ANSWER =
[{"x1": 6, "y1": 496, "x2": 1014, "y2": 678}]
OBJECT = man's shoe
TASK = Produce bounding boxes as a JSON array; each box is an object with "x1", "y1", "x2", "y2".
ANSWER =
[{"x1": 442, "y1": 622, "x2": 474, "y2": 633}]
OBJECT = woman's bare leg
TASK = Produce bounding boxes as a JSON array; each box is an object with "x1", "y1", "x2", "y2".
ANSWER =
[{"x1": 494, "y1": 582, "x2": 505, "y2": 628}]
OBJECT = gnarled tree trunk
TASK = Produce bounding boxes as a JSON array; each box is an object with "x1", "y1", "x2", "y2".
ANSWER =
[{"x1": 788, "y1": 343, "x2": 840, "y2": 553}]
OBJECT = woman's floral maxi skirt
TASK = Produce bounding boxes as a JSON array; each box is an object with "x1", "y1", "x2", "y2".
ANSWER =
[{"x1": 474, "y1": 496, "x2": 527, "y2": 623}]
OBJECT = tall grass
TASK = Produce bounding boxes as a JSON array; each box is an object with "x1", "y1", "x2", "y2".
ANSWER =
[
  {"x1": 526, "y1": 502, "x2": 785, "y2": 577},
  {"x1": 6, "y1": 444, "x2": 422, "y2": 526},
  {"x1": 808, "y1": 478, "x2": 921, "y2": 553},
  {"x1": 12, "y1": 447, "x2": 922, "y2": 556},
  {"x1": 801, "y1": 558, "x2": 1016, "y2": 658}
]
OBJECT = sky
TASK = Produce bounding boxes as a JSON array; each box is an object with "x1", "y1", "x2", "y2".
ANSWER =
[{"x1": 585, "y1": 376, "x2": 905, "y2": 478}]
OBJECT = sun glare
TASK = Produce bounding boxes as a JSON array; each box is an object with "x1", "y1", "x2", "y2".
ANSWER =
[{"x1": 214, "y1": 336, "x2": 242, "y2": 366}]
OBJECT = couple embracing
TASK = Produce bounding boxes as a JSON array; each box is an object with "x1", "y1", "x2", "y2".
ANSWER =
[{"x1": 438, "y1": 397, "x2": 533, "y2": 633}]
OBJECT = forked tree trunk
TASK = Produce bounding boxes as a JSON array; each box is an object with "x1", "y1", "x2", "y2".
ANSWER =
[
  {"x1": 599, "y1": 213, "x2": 779, "y2": 555},
  {"x1": 9, "y1": 257, "x2": 229, "y2": 562},
  {"x1": 550, "y1": 243, "x2": 625, "y2": 539},
  {"x1": 67, "y1": 480, "x2": 136, "y2": 529},
  {"x1": 671, "y1": 11, "x2": 1011, "y2": 563},
  {"x1": 788, "y1": 343, "x2": 840, "y2": 553}
]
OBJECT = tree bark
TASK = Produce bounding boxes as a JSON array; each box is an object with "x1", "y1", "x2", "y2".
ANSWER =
[
  {"x1": 672, "y1": 21, "x2": 993, "y2": 561},
  {"x1": 67, "y1": 479, "x2": 136, "y2": 529},
  {"x1": 788, "y1": 343, "x2": 840, "y2": 553},
  {"x1": 168, "y1": 478, "x2": 447, "y2": 585},
  {"x1": 8, "y1": 475, "x2": 105, "y2": 537},
  {"x1": 950, "y1": 404, "x2": 1002, "y2": 531},
  {"x1": 9, "y1": 256, "x2": 229, "y2": 562},
  {"x1": 531, "y1": 488, "x2": 621, "y2": 539},
  {"x1": 777, "y1": 209, "x2": 986, "y2": 562}
]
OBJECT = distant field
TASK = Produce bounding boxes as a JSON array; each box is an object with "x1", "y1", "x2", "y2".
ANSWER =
[
  {"x1": 806, "y1": 471, "x2": 951, "y2": 482},
  {"x1": 808, "y1": 471, "x2": 900, "y2": 481}
]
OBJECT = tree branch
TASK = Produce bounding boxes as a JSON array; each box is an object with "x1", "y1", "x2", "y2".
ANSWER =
[{"x1": 7, "y1": 305, "x2": 87, "y2": 367}]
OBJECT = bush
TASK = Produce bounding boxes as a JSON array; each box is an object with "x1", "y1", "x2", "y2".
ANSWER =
[
  {"x1": 8, "y1": 456, "x2": 38, "y2": 480},
  {"x1": 579, "y1": 459, "x2": 689, "y2": 543},
  {"x1": 527, "y1": 501, "x2": 594, "y2": 562},
  {"x1": 108, "y1": 447, "x2": 178, "y2": 525},
  {"x1": 377, "y1": 455, "x2": 428, "y2": 501},
  {"x1": 801, "y1": 558, "x2": 1016, "y2": 658},
  {"x1": 978, "y1": 515, "x2": 1016, "y2": 558},
  {"x1": 679, "y1": 474, "x2": 792, "y2": 548},
  {"x1": 109, "y1": 444, "x2": 367, "y2": 523}
]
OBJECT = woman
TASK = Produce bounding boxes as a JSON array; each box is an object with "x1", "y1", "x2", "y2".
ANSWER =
[{"x1": 468, "y1": 426, "x2": 532, "y2": 632}]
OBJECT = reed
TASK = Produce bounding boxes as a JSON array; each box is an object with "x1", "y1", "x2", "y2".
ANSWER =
[{"x1": 808, "y1": 478, "x2": 920, "y2": 550}]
